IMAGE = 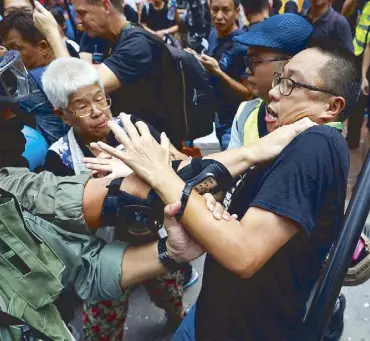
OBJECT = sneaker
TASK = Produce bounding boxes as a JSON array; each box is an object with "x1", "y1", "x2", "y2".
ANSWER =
[
  {"x1": 183, "y1": 266, "x2": 199, "y2": 290},
  {"x1": 323, "y1": 293, "x2": 347, "y2": 341}
]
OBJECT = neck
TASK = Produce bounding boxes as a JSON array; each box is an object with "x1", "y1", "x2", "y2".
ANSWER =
[
  {"x1": 216, "y1": 23, "x2": 238, "y2": 39},
  {"x1": 310, "y1": 3, "x2": 330, "y2": 22},
  {"x1": 105, "y1": 12, "x2": 129, "y2": 41},
  {"x1": 153, "y1": 1, "x2": 164, "y2": 10},
  {"x1": 247, "y1": 10, "x2": 269, "y2": 25}
]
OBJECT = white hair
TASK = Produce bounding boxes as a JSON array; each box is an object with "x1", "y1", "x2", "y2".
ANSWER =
[{"x1": 42, "y1": 57, "x2": 104, "y2": 109}]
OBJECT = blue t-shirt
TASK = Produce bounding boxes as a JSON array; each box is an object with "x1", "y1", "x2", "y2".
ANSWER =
[
  {"x1": 206, "y1": 28, "x2": 247, "y2": 125},
  {"x1": 195, "y1": 125, "x2": 349, "y2": 341}
]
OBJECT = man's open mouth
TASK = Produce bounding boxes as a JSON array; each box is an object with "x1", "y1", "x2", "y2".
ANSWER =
[{"x1": 266, "y1": 106, "x2": 279, "y2": 122}]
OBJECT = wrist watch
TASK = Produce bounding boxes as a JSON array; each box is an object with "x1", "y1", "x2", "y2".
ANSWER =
[{"x1": 158, "y1": 237, "x2": 183, "y2": 271}]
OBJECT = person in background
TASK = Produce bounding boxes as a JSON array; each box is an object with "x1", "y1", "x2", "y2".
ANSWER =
[
  {"x1": 0, "y1": 11, "x2": 69, "y2": 145},
  {"x1": 141, "y1": 0, "x2": 179, "y2": 39},
  {"x1": 302, "y1": 0, "x2": 353, "y2": 52},
  {"x1": 186, "y1": 0, "x2": 251, "y2": 150},
  {"x1": 0, "y1": 0, "x2": 33, "y2": 16},
  {"x1": 241, "y1": 0, "x2": 270, "y2": 28},
  {"x1": 49, "y1": 6, "x2": 80, "y2": 57},
  {"x1": 346, "y1": 0, "x2": 370, "y2": 149}
]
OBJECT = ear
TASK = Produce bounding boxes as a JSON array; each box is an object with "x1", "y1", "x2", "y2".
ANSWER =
[
  {"x1": 54, "y1": 108, "x2": 70, "y2": 125},
  {"x1": 102, "y1": 0, "x2": 112, "y2": 12},
  {"x1": 326, "y1": 96, "x2": 346, "y2": 121},
  {"x1": 37, "y1": 40, "x2": 51, "y2": 54}
]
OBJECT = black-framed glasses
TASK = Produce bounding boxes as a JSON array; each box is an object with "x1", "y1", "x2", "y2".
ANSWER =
[
  {"x1": 66, "y1": 95, "x2": 112, "y2": 118},
  {"x1": 272, "y1": 72, "x2": 338, "y2": 97},
  {"x1": 246, "y1": 57, "x2": 290, "y2": 74}
]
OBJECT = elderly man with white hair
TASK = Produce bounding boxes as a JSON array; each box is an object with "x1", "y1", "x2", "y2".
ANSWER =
[{"x1": 41, "y1": 57, "x2": 187, "y2": 341}]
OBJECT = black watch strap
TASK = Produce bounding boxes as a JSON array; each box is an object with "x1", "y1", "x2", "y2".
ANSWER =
[
  {"x1": 158, "y1": 237, "x2": 183, "y2": 271},
  {"x1": 176, "y1": 183, "x2": 193, "y2": 218}
]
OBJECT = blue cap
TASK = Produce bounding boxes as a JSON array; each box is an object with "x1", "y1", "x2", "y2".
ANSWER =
[{"x1": 234, "y1": 14, "x2": 314, "y2": 55}]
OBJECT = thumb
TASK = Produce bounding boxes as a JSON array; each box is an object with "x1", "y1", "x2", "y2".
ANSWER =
[{"x1": 164, "y1": 201, "x2": 182, "y2": 218}]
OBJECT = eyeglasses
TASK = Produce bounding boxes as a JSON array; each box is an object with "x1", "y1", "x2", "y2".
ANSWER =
[
  {"x1": 272, "y1": 72, "x2": 338, "y2": 97},
  {"x1": 66, "y1": 95, "x2": 112, "y2": 118},
  {"x1": 246, "y1": 57, "x2": 290, "y2": 74}
]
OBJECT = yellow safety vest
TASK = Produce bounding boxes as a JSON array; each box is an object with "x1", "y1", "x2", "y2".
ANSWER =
[{"x1": 354, "y1": 1, "x2": 370, "y2": 56}]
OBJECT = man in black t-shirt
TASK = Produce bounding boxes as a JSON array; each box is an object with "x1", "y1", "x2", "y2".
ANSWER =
[{"x1": 102, "y1": 41, "x2": 361, "y2": 341}]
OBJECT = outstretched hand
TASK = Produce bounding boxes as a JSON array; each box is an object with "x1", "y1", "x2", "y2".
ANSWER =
[{"x1": 96, "y1": 118, "x2": 173, "y2": 187}]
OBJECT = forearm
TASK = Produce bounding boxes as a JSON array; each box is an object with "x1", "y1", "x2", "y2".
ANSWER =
[
  {"x1": 83, "y1": 174, "x2": 150, "y2": 228},
  {"x1": 142, "y1": 24, "x2": 157, "y2": 35},
  {"x1": 44, "y1": 29, "x2": 70, "y2": 58},
  {"x1": 214, "y1": 69, "x2": 252, "y2": 101},
  {"x1": 120, "y1": 241, "x2": 168, "y2": 288},
  {"x1": 152, "y1": 170, "x2": 248, "y2": 273},
  {"x1": 165, "y1": 25, "x2": 179, "y2": 34},
  {"x1": 362, "y1": 43, "x2": 370, "y2": 78}
]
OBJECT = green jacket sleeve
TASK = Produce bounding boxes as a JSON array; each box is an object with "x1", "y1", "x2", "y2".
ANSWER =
[{"x1": 0, "y1": 167, "x2": 91, "y2": 235}]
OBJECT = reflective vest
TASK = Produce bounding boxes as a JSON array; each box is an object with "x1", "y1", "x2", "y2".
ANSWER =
[
  {"x1": 235, "y1": 98, "x2": 263, "y2": 146},
  {"x1": 354, "y1": 1, "x2": 370, "y2": 56}
]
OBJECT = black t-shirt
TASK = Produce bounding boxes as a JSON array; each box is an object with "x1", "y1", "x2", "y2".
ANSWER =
[
  {"x1": 80, "y1": 33, "x2": 111, "y2": 64},
  {"x1": 141, "y1": 3, "x2": 175, "y2": 31},
  {"x1": 195, "y1": 126, "x2": 350, "y2": 341},
  {"x1": 103, "y1": 27, "x2": 168, "y2": 137}
]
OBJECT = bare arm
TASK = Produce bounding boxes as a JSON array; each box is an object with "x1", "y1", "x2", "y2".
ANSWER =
[
  {"x1": 362, "y1": 42, "x2": 370, "y2": 79},
  {"x1": 80, "y1": 52, "x2": 93, "y2": 63}
]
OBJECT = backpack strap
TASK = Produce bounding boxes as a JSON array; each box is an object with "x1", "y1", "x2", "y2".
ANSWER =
[
  {"x1": 0, "y1": 311, "x2": 54, "y2": 341},
  {"x1": 211, "y1": 40, "x2": 235, "y2": 62}
]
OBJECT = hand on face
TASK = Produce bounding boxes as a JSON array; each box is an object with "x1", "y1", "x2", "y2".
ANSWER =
[
  {"x1": 96, "y1": 118, "x2": 173, "y2": 187},
  {"x1": 247, "y1": 117, "x2": 317, "y2": 164}
]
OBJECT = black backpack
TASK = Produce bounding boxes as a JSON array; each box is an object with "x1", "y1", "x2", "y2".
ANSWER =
[{"x1": 121, "y1": 28, "x2": 215, "y2": 142}]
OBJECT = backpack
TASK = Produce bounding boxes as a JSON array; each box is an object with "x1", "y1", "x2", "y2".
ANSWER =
[
  {"x1": 0, "y1": 188, "x2": 73, "y2": 341},
  {"x1": 121, "y1": 28, "x2": 215, "y2": 142}
]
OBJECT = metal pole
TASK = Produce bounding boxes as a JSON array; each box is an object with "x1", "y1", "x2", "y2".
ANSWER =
[{"x1": 303, "y1": 150, "x2": 370, "y2": 341}]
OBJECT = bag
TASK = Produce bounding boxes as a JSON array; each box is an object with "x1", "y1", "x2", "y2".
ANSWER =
[
  {"x1": 122, "y1": 28, "x2": 215, "y2": 142},
  {"x1": 0, "y1": 188, "x2": 72, "y2": 341}
]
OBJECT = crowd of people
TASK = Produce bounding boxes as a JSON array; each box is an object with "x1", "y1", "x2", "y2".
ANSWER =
[{"x1": 0, "y1": 0, "x2": 368, "y2": 340}]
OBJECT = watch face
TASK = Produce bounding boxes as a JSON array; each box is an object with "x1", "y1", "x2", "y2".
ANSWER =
[{"x1": 193, "y1": 176, "x2": 218, "y2": 194}]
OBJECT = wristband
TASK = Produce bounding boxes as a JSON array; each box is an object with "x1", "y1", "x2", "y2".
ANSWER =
[{"x1": 176, "y1": 182, "x2": 193, "y2": 218}]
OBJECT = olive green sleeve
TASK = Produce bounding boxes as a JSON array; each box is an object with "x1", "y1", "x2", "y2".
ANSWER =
[{"x1": 0, "y1": 167, "x2": 92, "y2": 235}]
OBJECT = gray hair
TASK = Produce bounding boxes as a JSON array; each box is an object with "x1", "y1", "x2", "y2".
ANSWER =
[{"x1": 42, "y1": 57, "x2": 104, "y2": 109}]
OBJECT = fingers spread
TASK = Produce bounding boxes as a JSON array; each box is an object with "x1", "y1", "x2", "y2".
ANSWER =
[
  {"x1": 135, "y1": 121, "x2": 151, "y2": 137},
  {"x1": 121, "y1": 116, "x2": 141, "y2": 141}
]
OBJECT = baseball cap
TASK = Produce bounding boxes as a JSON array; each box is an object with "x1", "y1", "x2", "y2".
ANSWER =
[{"x1": 234, "y1": 14, "x2": 314, "y2": 55}]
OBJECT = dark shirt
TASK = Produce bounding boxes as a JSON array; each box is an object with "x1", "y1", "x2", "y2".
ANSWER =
[
  {"x1": 80, "y1": 33, "x2": 111, "y2": 64},
  {"x1": 141, "y1": 3, "x2": 175, "y2": 31},
  {"x1": 103, "y1": 26, "x2": 167, "y2": 135},
  {"x1": 206, "y1": 28, "x2": 247, "y2": 126},
  {"x1": 195, "y1": 125, "x2": 349, "y2": 341},
  {"x1": 303, "y1": 6, "x2": 354, "y2": 52}
]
